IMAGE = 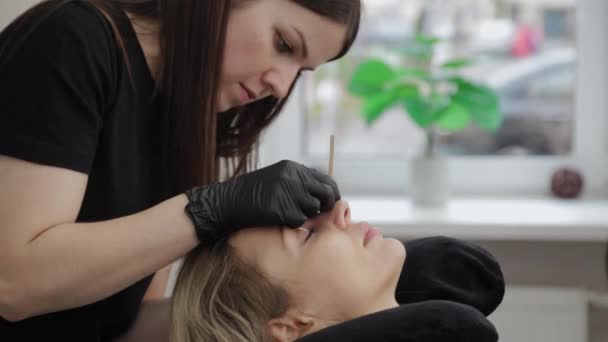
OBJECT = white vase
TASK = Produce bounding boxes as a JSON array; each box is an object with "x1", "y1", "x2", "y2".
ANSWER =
[{"x1": 410, "y1": 155, "x2": 449, "y2": 207}]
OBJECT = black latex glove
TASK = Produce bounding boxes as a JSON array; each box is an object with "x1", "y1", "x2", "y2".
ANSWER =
[
  {"x1": 296, "y1": 301, "x2": 498, "y2": 342},
  {"x1": 184, "y1": 160, "x2": 340, "y2": 244}
]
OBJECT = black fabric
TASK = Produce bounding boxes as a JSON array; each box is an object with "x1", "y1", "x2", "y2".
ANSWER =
[
  {"x1": 397, "y1": 236, "x2": 505, "y2": 316},
  {"x1": 0, "y1": 2, "x2": 161, "y2": 341},
  {"x1": 298, "y1": 237, "x2": 504, "y2": 341},
  {"x1": 297, "y1": 300, "x2": 498, "y2": 342}
]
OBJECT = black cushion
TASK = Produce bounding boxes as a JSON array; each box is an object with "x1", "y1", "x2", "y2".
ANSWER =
[
  {"x1": 297, "y1": 300, "x2": 498, "y2": 342},
  {"x1": 397, "y1": 236, "x2": 505, "y2": 316}
]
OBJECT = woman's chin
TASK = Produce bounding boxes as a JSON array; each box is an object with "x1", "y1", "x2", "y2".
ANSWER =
[
  {"x1": 382, "y1": 237, "x2": 407, "y2": 270},
  {"x1": 384, "y1": 237, "x2": 406, "y2": 259}
]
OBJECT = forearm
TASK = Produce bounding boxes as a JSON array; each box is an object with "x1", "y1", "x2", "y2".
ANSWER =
[
  {"x1": 2, "y1": 194, "x2": 197, "y2": 321},
  {"x1": 114, "y1": 299, "x2": 171, "y2": 342},
  {"x1": 143, "y1": 264, "x2": 173, "y2": 301}
]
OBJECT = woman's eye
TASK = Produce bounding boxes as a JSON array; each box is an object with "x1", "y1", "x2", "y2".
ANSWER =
[
  {"x1": 297, "y1": 227, "x2": 315, "y2": 242},
  {"x1": 276, "y1": 33, "x2": 294, "y2": 54},
  {"x1": 305, "y1": 228, "x2": 315, "y2": 241}
]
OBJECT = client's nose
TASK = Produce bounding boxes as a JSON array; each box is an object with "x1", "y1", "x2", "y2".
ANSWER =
[{"x1": 330, "y1": 200, "x2": 351, "y2": 228}]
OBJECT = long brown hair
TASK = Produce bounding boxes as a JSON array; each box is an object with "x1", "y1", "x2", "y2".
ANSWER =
[
  {"x1": 0, "y1": 0, "x2": 361, "y2": 197},
  {"x1": 170, "y1": 240, "x2": 291, "y2": 342}
]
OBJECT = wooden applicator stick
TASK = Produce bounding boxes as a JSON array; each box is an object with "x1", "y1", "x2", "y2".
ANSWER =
[{"x1": 328, "y1": 135, "x2": 335, "y2": 178}]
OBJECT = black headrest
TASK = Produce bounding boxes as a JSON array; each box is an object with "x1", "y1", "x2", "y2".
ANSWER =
[
  {"x1": 397, "y1": 236, "x2": 505, "y2": 316},
  {"x1": 297, "y1": 300, "x2": 498, "y2": 342}
]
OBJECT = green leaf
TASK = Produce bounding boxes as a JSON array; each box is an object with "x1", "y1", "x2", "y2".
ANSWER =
[
  {"x1": 348, "y1": 59, "x2": 397, "y2": 96},
  {"x1": 451, "y1": 77, "x2": 503, "y2": 132},
  {"x1": 429, "y1": 93, "x2": 448, "y2": 107},
  {"x1": 473, "y1": 105, "x2": 503, "y2": 132},
  {"x1": 401, "y1": 45, "x2": 433, "y2": 60},
  {"x1": 397, "y1": 68, "x2": 432, "y2": 81},
  {"x1": 415, "y1": 34, "x2": 440, "y2": 46},
  {"x1": 435, "y1": 101, "x2": 472, "y2": 131},
  {"x1": 360, "y1": 86, "x2": 405, "y2": 125},
  {"x1": 395, "y1": 84, "x2": 420, "y2": 99},
  {"x1": 402, "y1": 96, "x2": 436, "y2": 128},
  {"x1": 441, "y1": 58, "x2": 472, "y2": 69}
]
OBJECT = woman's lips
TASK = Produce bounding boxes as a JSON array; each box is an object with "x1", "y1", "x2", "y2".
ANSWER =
[
  {"x1": 239, "y1": 83, "x2": 255, "y2": 104},
  {"x1": 362, "y1": 222, "x2": 381, "y2": 246}
]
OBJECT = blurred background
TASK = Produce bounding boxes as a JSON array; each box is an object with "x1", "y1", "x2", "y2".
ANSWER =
[
  {"x1": 260, "y1": 0, "x2": 607, "y2": 197},
  {"x1": 305, "y1": 0, "x2": 577, "y2": 158}
]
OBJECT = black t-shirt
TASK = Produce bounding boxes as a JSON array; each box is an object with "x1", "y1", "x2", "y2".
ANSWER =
[{"x1": 0, "y1": 2, "x2": 162, "y2": 341}]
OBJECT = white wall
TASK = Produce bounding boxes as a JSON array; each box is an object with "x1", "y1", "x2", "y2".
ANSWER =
[
  {"x1": 489, "y1": 286, "x2": 588, "y2": 342},
  {"x1": 0, "y1": 0, "x2": 40, "y2": 30}
]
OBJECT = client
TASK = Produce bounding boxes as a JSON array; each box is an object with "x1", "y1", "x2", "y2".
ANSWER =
[{"x1": 169, "y1": 201, "x2": 501, "y2": 342}]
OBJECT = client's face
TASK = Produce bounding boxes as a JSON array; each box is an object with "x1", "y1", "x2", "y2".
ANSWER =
[{"x1": 229, "y1": 200, "x2": 406, "y2": 335}]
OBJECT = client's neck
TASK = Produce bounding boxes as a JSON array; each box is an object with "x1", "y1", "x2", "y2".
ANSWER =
[
  {"x1": 304, "y1": 298, "x2": 401, "y2": 338},
  {"x1": 344, "y1": 296, "x2": 400, "y2": 322},
  {"x1": 366, "y1": 297, "x2": 400, "y2": 316}
]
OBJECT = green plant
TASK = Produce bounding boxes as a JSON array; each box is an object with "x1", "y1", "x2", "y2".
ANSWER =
[{"x1": 348, "y1": 34, "x2": 504, "y2": 157}]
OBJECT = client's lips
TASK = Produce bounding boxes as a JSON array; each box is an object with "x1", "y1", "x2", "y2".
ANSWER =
[
  {"x1": 362, "y1": 222, "x2": 381, "y2": 246},
  {"x1": 240, "y1": 83, "x2": 255, "y2": 101}
]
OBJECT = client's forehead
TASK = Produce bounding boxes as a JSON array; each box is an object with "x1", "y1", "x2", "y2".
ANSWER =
[{"x1": 230, "y1": 226, "x2": 279, "y2": 244}]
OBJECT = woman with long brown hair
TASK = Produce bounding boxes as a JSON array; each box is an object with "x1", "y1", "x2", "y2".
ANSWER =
[{"x1": 0, "y1": 0, "x2": 360, "y2": 340}]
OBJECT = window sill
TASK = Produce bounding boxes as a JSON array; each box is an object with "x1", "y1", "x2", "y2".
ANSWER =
[{"x1": 346, "y1": 196, "x2": 608, "y2": 242}]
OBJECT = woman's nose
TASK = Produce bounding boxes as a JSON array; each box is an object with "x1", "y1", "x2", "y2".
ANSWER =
[
  {"x1": 262, "y1": 63, "x2": 299, "y2": 99},
  {"x1": 330, "y1": 200, "x2": 351, "y2": 228}
]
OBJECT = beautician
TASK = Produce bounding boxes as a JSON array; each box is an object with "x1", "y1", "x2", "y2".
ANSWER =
[{"x1": 0, "y1": 0, "x2": 359, "y2": 340}]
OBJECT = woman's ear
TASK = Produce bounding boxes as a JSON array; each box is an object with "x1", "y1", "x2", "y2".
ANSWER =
[{"x1": 267, "y1": 311, "x2": 315, "y2": 342}]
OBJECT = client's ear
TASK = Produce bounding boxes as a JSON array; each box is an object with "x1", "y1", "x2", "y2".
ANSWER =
[{"x1": 267, "y1": 310, "x2": 315, "y2": 342}]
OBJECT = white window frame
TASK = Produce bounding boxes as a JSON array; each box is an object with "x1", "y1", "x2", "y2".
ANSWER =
[{"x1": 260, "y1": 0, "x2": 608, "y2": 197}]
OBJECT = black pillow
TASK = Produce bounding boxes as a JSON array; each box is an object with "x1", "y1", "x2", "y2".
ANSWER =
[
  {"x1": 397, "y1": 236, "x2": 505, "y2": 316},
  {"x1": 297, "y1": 300, "x2": 498, "y2": 342}
]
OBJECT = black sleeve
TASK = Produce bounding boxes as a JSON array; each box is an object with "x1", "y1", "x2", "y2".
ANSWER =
[
  {"x1": 297, "y1": 301, "x2": 498, "y2": 342},
  {"x1": 396, "y1": 236, "x2": 505, "y2": 316},
  {"x1": 0, "y1": 2, "x2": 117, "y2": 173}
]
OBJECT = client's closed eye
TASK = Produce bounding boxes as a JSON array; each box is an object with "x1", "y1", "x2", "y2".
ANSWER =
[
  {"x1": 297, "y1": 227, "x2": 315, "y2": 243},
  {"x1": 305, "y1": 228, "x2": 315, "y2": 241}
]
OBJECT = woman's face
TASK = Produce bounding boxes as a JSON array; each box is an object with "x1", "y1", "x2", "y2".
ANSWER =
[
  {"x1": 229, "y1": 201, "x2": 406, "y2": 324},
  {"x1": 217, "y1": 0, "x2": 348, "y2": 111}
]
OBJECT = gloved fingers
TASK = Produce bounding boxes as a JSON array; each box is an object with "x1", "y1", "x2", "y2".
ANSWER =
[
  {"x1": 283, "y1": 212, "x2": 309, "y2": 229},
  {"x1": 305, "y1": 181, "x2": 335, "y2": 213},
  {"x1": 309, "y1": 168, "x2": 341, "y2": 204},
  {"x1": 297, "y1": 191, "x2": 322, "y2": 217}
]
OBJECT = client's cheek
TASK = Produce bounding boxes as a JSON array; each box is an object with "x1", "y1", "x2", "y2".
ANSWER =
[
  {"x1": 316, "y1": 241, "x2": 353, "y2": 267},
  {"x1": 285, "y1": 283, "x2": 322, "y2": 314}
]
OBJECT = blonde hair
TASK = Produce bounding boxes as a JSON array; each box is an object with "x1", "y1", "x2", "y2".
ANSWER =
[{"x1": 169, "y1": 240, "x2": 291, "y2": 342}]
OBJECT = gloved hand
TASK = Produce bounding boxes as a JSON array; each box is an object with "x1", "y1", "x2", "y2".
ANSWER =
[{"x1": 184, "y1": 160, "x2": 340, "y2": 245}]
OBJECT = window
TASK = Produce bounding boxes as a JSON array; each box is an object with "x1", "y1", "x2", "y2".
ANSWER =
[
  {"x1": 259, "y1": 0, "x2": 608, "y2": 196},
  {"x1": 543, "y1": 8, "x2": 575, "y2": 40}
]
